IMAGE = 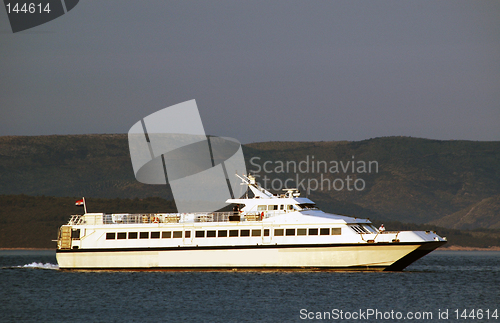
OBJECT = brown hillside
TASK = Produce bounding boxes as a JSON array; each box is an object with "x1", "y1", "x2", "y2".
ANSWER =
[{"x1": 428, "y1": 194, "x2": 500, "y2": 230}]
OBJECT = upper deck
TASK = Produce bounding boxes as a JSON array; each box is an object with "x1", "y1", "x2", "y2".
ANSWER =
[
  {"x1": 69, "y1": 211, "x2": 257, "y2": 226},
  {"x1": 67, "y1": 208, "x2": 369, "y2": 226},
  {"x1": 67, "y1": 174, "x2": 372, "y2": 227}
]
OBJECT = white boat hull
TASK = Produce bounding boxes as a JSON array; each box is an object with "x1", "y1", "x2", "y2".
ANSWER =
[{"x1": 56, "y1": 241, "x2": 444, "y2": 271}]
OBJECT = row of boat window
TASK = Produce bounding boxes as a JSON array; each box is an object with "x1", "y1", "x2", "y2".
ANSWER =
[
  {"x1": 257, "y1": 205, "x2": 294, "y2": 211},
  {"x1": 255, "y1": 203, "x2": 318, "y2": 211},
  {"x1": 105, "y1": 228, "x2": 342, "y2": 240}
]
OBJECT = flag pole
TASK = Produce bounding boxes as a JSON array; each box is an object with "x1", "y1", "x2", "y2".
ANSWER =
[{"x1": 83, "y1": 197, "x2": 88, "y2": 214}]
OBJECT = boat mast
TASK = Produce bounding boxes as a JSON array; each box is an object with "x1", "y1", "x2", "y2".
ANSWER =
[{"x1": 235, "y1": 174, "x2": 275, "y2": 199}]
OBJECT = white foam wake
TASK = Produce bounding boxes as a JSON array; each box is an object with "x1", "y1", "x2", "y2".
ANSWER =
[{"x1": 17, "y1": 262, "x2": 59, "y2": 270}]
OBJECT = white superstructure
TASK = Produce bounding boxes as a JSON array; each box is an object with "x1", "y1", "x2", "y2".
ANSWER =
[{"x1": 56, "y1": 175, "x2": 446, "y2": 271}]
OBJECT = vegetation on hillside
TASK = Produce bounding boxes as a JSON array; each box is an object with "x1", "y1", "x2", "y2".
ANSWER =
[
  {"x1": 429, "y1": 194, "x2": 500, "y2": 230},
  {"x1": 0, "y1": 195, "x2": 176, "y2": 248},
  {"x1": 0, "y1": 134, "x2": 174, "y2": 199},
  {"x1": 245, "y1": 137, "x2": 500, "y2": 225},
  {"x1": 0, "y1": 134, "x2": 499, "y2": 240}
]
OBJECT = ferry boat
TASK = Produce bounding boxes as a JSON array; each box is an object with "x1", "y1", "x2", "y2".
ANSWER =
[{"x1": 56, "y1": 175, "x2": 446, "y2": 271}]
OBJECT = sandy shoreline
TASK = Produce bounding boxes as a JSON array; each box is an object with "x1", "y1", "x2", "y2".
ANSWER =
[{"x1": 439, "y1": 245, "x2": 500, "y2": 251}]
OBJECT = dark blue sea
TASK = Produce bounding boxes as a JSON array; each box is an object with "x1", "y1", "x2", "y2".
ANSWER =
[{"x1": 1, "y1": 250, "x2": 499, "y2": 322}]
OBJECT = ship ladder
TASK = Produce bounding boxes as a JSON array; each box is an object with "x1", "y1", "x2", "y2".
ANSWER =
[{"x1": 59, "y1": 226, "x2": 72, "y2": 249}]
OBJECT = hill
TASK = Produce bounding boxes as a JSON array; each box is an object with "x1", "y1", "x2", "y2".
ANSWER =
[
  {"x1": 1, "y1": 134, "x2": 499, "y2": 228},
  {"x1": 245, "y1": 137, "x2": 500, "y2": 225},
  {"x1": 0, "y1": 134, "x2": 174, "y2": 199},
  {"x1": 0, "y1": 195, "x2": 176, "y2": 248},
  {"x1": 428, "y1": 194, "x2": 500, "y2": 230},
  {"x1": 1, "y1": 194, "x2": 499, "y2": 249}
]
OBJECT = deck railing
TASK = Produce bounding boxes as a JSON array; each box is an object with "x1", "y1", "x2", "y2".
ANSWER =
[{"x1": 67, "y1": 211, "x2": 272, "y2": 225}]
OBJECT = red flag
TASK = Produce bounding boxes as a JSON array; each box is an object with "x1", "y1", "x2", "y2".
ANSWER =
[{"x1": 75, "y1": 199, "x2": 84, "y2": 206}]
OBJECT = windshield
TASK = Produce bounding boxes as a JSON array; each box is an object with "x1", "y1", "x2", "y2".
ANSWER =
[{"x1": 297, "y1": 203, "x2": 319, "y2": 210}]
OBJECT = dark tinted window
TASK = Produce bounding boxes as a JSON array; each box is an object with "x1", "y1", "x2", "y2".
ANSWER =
[
  {"x1": 71, "y1": 229, "x2": 80, "y2": 239},
  {"x1": 309, "y1": 228, "x2": 318, "y2": 235},
  {"x1": 196, "y1": 231, "x2": 205, "y2": 238},
  {"x1": 297, "y1": 229, "x2": 307, "y2": 236},
  {"x1": 274, "y1": 229, "x2": 284, "y2": 236},
  {"x1": 218, "y1": 230, "x2": 228, "y2": 237},
  {"x1": 129, "y1": 232, "x2": 138, "y2": 239},
  {"x1": 286, "y1": 228, "x2": 295, "y2": 236},
  {"x1": 229, "y1": 230, "x2": 238, "y2": 237},
  {"x1": 185, "y1": 231, "x2": 191, "y2": 238},
  {"x1": 140, "y1": 232, "x2": 149, "y2": 239},
  {"x1": 151, "y1": 232, "x2": 160, "y2": 239},
  {"x1": 240, "y1": 229, "x2": 250, "y2": 237},
  {"x1": 117, "y1": 232, "x2": 126, "y2": 239},
  {"x1": 173, "y1": 231, "x2": 182, "y2": 238},
  {"x1": 106, "y1": 232, "x2": 115, "y2": 240},
  {"x1": 251, "y1": 229, "x2": 261, "y2": 237},
  {"x1": 162, "y1": 231, "x2": 171, "y2": 238},
  {"x1": 207, "y1": 230, "x2": 216, "y2": 237},
  {"x1": 264, "y1": 229, "x2": 270, "y2": 236},
  {"x1": 320, "y1": 228, "x2": 330, "y2": 235}
]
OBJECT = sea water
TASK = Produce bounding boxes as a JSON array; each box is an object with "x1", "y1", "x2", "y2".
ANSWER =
[{"x1": 1, "y1": 250, "x2": 499, "y2": 322}]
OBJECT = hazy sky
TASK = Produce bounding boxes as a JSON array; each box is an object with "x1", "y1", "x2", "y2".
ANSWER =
[{"x1": 1, "y1": 1, "x2": 499, "y2": 143}]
